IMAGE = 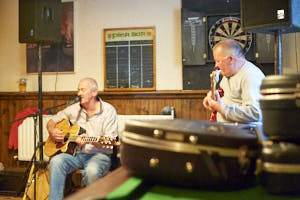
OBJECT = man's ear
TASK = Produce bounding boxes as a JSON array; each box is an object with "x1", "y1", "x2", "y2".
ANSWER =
[
  {"x1": 228, "y1": 56, "x2": 234, "y2": 63},
  {"x1": 91, "y1": 89, "x2": 98, "y2": 97}
]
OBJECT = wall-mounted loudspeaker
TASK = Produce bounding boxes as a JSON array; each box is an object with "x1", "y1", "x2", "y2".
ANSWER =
[
  {"x1": 19, "y1": 0, "x2": 62, "y2": 43},
  {"x1": 241, "y1": 0, "x2": 300, "y2": 33}
]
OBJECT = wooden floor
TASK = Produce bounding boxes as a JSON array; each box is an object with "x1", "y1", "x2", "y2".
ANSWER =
[
  {"x1": 0, "y1": 191, "x2": 79, "y2": 200},
  {"x1": 0, "y1": 195, "x2": 22, "y2": 200},
  {"x1": 0, "y1": 167, "x2": 81, "y2": 200},
  {"x1": 0, "y1": 189, "x2": 80, "y2": 200}
]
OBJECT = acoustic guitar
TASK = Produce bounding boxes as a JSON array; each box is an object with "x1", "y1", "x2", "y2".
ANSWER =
[{"x1": 44, "y1": 119, "x2": 116, "y2": 157}]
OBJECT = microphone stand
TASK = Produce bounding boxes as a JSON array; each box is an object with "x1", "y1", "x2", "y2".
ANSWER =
[
  {"x1": 12, "y1": 97, "x2": 77, "y2": 199},
  {"x1": 11, "y1": 43, "x2": 77, "y2": 200},
  {"x1": 33, "y1": 43, "x2": 43, "y2": 200},
  {"x1": 10, "y1": 44, "x2": 44, "y2": 199}
]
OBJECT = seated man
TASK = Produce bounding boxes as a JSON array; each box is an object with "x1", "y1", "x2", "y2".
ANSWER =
[
  {"x1": 47, "y1": 77, "x2": 118, "y2": 200},
  {"x1": 203, "y1": 39, "x2": 265, "y2": 124}
]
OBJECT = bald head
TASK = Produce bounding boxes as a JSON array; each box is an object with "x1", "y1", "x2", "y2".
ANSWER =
[
  {"x1": 213, "y1": 39, "x2": 247, "y2": 77},
  {"x1": 213, "y1": 39, "x2": 245, "y2": 58}
]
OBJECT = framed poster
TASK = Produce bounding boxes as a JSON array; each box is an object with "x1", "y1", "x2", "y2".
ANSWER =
[
  {"x1": 104, "y1": 27, "x2": 156, "y2": 91},
  {"x1": 26, "y1": 1, "x2": 74, "y2": 73}
]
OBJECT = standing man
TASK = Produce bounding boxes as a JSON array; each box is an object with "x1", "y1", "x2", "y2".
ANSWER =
[
  {"x1": 203, "y1": 39, "x2": 265, "y2": 124},
  {"x1": 47, "y1": 77, "x2": 118, "y2": 200}
]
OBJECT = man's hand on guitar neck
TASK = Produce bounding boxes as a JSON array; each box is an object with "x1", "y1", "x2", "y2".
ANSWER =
[
  {"x1": 76, "y1": 133, "x2": 88, "y2": 146},
  {"x1": 203, "y1": 91, "x2": 224, "y2": 113}
]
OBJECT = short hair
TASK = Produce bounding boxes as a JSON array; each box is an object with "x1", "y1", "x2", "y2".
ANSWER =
[
  {"x1": 213, "y1": 39, "x2": 245, "y2": 58},
  {"x1": 80, "y1": 77, "x2": 98, "y2": 90}
]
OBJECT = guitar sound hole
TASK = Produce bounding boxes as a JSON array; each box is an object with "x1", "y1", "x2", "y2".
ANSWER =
[{"x1": 64, "y1": 133, "x2": 70, "y2": 143}]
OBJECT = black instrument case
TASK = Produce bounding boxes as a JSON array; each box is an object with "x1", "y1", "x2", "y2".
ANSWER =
[
  {"x1": 260, "y1": 74, "x2": 300, "y2": 140},
  {"x1": 120, "y1": 119, "x2": 259, "y2": 189},
  {"x1": 257, "y1": 140, "x2": 300, "y2": 194}
]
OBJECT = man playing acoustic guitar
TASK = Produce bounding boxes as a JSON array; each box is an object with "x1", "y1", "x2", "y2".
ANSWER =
[
  {"x1": 203, "y1": 39, "x2": 265, "y2": 124},
  {"x1": 46, "y1": 77, "x2": 118, "y2": 200}
]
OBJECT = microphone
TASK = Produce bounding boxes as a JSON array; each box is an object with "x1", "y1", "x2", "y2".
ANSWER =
[{"x1": 67, "y1": 96, "x2": 81, "y2": 106}]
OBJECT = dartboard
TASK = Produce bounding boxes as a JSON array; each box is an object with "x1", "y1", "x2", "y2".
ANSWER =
[{"x1": 208, "y1": 16, "x2": 253, "y2": 54}]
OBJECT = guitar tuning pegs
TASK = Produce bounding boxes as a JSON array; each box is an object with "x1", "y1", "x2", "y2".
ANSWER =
[{"x1": 101, "y1": 141, "x2": 112, "y2": 145}]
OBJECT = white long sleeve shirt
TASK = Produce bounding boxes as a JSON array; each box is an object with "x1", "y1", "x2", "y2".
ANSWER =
[{"x1": 217, "y1": 61, "x2": 265, "y2": 124}]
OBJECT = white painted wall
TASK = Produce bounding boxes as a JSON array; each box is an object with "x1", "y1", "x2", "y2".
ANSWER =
[
  {"x1": 282, "y1": 33, "x2": 300, "y2": 74},
  {"x1": 0, "y1": 0, "x2": 299, "y2": 92},
  {"x1": 0, "y1": 0, "x2": 182, "y2": 92}
]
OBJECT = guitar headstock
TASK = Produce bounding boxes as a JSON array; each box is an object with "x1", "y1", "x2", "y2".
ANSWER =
[
  {"x1": 99, "y1": 136, "x2": 116, "y2": 145},
  {"x1": 210, "y1": 69, "x2": 221, "y2": 100},
  {"x1": 98, "y1": 136, "x2": 117, "y2": 149},
  {"x1": 214, "y1": 69, "x2": 221, "y2": 83}
]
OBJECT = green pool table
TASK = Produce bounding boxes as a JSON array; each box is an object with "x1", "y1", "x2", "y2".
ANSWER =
[{"x1": 66, "y1": 167, "x2": 300, "y2": 200}]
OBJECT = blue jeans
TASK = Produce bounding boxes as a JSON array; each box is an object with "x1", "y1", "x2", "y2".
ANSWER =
[{"x1": 49, "y1": 152, "x2": 111, "y2": 200}]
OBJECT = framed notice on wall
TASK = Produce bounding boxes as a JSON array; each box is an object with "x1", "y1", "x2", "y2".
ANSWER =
[{"x1": 104, "y1": 27, "x2": 156, "y2": 91}]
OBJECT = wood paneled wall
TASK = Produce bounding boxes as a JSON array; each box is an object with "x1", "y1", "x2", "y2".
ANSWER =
[{"x1": 0, "y1": 90, "x2": 209, "y2": 168}]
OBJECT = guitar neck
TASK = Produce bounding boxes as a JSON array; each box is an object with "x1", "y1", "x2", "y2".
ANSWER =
[
  {"x1": 210, "y1": 71, "x2": 216, "y2": 100},
  {"x1": 67, "y1": 135, "x2": 116, "y2": 146},
  {"x1": 68, "y1": 136, "x2": 100, "y2": 143}
]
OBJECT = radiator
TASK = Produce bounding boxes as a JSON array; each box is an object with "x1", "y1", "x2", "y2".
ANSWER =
[
  {"x1": 18, "y1": 115, "x2": 52, "y2": 161},
  {"x1": 117, "y1": 113, "x2": 174, "y2": 137}
]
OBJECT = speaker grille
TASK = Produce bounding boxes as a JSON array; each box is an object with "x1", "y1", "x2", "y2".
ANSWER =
[
  {"x1": 19, "y1": 0, "x2": 62, "y2": 43},
  {"x1": 241, "y1": 0, "x2": 300, "y2": 33}
]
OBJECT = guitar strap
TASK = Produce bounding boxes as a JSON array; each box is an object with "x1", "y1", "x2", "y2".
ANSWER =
[
  {"x1": 70, "y1": 98, "x2": 102, "y2": 153},
  {"x1": 69, "y1": 107, "x2": 86, "y2": 154},
  {"x1": 74, "y1": 106, "x2": 83, "y2": 125}
]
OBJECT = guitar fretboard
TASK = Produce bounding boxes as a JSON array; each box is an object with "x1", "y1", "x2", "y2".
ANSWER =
[{"x1": 67, "y1": 135, "x2": 115, "y2": 145}]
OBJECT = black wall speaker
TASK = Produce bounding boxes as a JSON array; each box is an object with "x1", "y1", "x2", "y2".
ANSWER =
[
  {"x1": 241, "y1": 0, "x2": 300, "y2": 33},
  {"x1": 19, "y1": 0, "x2": 62, "y2": 43}
]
